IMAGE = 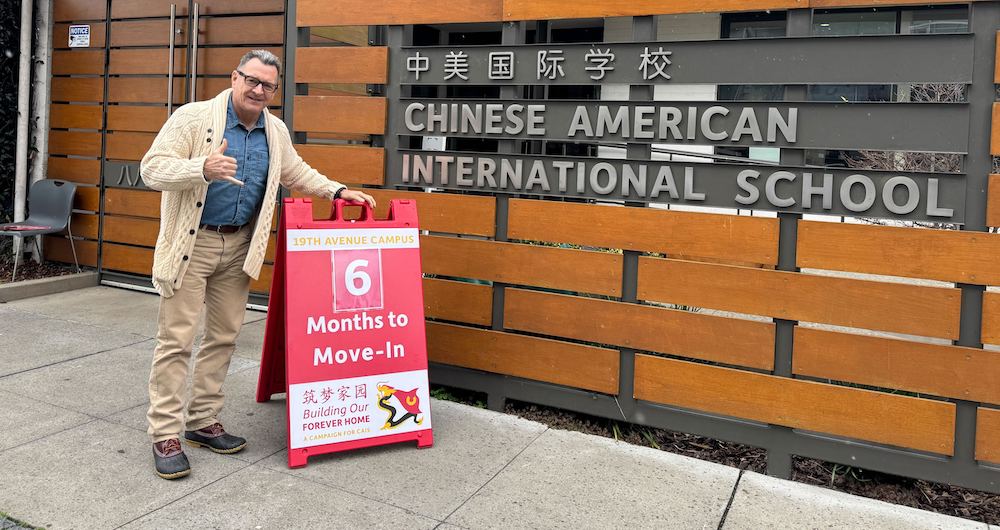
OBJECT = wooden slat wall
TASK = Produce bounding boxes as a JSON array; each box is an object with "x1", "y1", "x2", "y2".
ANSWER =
[
  {"x1": 284, "y1": 0, "x2": 1000, "y2": 475},
  {"x1": 47, "y1": 0, "x2": 106, "y2": 268}
]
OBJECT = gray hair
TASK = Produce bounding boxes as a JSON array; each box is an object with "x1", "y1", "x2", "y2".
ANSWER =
[{"x1": 238, "y1": 50, "x2": 281, "y2": 76}]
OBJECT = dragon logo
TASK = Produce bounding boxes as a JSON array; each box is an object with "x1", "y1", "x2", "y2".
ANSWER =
[{"x1": 376, "y1": 383, "x2": 424, "y2": 430}]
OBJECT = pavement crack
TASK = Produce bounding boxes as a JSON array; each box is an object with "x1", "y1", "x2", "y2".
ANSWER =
[
  {"x1": 441, "y1": 426, "x2": 550, "y2": 524},
  {"x1": 717, "y1": 466, "x2": 746, "y2": 530},
  {"x1": 0, "y1": 337, "x2": 154, "y2": 381},
  {"x1": 113, "y1": 459, "x2": 256, "y2": 529}
]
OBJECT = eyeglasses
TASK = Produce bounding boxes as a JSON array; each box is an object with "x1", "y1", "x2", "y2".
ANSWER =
[{"x1": 236, "y1": 70, "x2": 279, "y2": 94}]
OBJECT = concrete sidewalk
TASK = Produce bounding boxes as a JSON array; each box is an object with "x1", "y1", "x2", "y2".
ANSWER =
[{"x1": 0, "y1": 286, "x2": 990, "y2": 529}]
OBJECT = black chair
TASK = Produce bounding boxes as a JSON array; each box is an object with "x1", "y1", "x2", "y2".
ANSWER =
[{"x1": 0, "y1": 179, "x2": 81, "y2": 282}]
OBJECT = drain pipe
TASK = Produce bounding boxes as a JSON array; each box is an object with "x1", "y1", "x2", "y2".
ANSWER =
[
  {"x1": 13, "y1": 0, "x2": 34, "y2": 265},
  {"x1": 28, "y1": 0, "x2": 53, "y2": 263}
]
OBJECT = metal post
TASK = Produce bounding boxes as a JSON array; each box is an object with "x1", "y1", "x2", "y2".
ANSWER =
[
  {"x1": 952, "y1": 0, "x2": 1000, "y2": 474},
  {"x1": 766, "y1": 7, "x2": 811, "y2": 480},
  {"x1": 617, "y1": 15, "x2": 656, "y2": 422},
  {"x1": 484, "y1": 21, "x2": 526, "y2": 412}
]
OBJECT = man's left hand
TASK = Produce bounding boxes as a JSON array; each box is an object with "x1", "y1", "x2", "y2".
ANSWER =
[{"x1": 339, "y1": 189, "x2": 377, "y2": 208}]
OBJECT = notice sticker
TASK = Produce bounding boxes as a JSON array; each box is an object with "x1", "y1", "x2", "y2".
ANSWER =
[{"x1": 68, "y1": 25, "x2": 90, "y2": 48}]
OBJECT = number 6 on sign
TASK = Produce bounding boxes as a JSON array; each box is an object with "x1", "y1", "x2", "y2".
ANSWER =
[{"x1": 332, "y1": 249, "x2": 384, "y2": 312}]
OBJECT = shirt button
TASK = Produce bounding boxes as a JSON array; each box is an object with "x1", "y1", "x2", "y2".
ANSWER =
[
  {"x1": 206, "y1": 138, "x2": 212, "y2": 142},
  {"x1": 196, "y1": 202, "x2": 203, "y2": 207},
  {"x1": 207, "y1": 128, "x2": 213, "y2": 133},
  {"x1": 183, "y1": 255, "x2": 189, "y2": 261},
  {"x1": 189, "y1": 229, "x2": 195, "y2": 235}
]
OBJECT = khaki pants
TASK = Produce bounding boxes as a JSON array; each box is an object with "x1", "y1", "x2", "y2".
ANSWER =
[{"x1": 147, "y1": 225, "x2": 253, "y2": 443}]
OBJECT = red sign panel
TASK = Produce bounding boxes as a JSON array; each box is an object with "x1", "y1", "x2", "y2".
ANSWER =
[{"x1": 257, "y1": 198, "x2": 433, "y2": 468}]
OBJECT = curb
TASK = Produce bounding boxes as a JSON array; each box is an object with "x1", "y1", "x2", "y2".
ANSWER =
[{"x1": 0, "y1": 271, "x2": 100, "y2": 303}]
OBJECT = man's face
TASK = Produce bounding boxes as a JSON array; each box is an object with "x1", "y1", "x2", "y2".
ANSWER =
[{"x1": 231, "y1": 58, "x2": 279, "y2": 117}]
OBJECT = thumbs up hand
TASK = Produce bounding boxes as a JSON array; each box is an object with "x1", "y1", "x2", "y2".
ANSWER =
[{"x1": 203, "y1": 138, "x2": 243, "y2": 186}]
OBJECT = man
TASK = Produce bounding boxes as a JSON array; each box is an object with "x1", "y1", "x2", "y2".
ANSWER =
[{"x1": 140, "y1": 50, "x2": 375, "y2": 480}]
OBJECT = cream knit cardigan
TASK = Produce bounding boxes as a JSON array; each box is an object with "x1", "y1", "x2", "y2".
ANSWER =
[{"x1": 140, "y1": 89, "x2": 343, "y2": 297}]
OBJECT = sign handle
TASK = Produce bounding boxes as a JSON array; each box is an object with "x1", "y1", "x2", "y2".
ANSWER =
[{"x1": 331, "y1": 198, "x2": 374, "y2": 222}]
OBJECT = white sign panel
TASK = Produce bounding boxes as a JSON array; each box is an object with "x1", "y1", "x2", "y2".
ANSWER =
[{"x1": 68, "y1": 25, "x2": 90, "y2": 48}]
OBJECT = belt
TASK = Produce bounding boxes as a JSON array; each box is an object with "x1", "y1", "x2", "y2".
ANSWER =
[{"x1": 200, "y1": 223, "x2": 245, "y2": 234}]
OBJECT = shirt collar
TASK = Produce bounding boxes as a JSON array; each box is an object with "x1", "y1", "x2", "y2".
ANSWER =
[{"x1": 226, "y1": 96, "x2": 265, "y2": 131}]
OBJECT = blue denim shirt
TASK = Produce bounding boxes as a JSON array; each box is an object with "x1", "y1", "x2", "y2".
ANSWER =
[{"x1": 200, "y1": 97, "x2": 269, "y2": 227}]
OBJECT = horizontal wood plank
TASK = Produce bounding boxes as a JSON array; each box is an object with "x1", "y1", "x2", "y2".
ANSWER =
[
  {"x1": 638, "y1": 257, "x2": 961, "y2": 339},
  {"x1": 297, "y1": 0, "x2": 502, "y2": 26},
  {"x1": 196, "y1": 78, "x2": 238, "y2": 102},
  {"x1": 422, "y1": 236, "x2": 622, "y2": 296},
  {"x1": 296, "y1": 47, "x2": 387, "y2": 84},
  {"x1": 54, "y1": 0, "x2": 106, "y2": 22},
  {"x1": 635, "y1": 354, "x2": 955, "y2": 455},
  {"x1": 102, "y1": 216, "x2": 160, "y2": 247},
  {"x1": 798, "y1": 221, "x2": 1000, "y2": 285},
  {"x1": 105, "y1": 132, "x2": 157, "y2": 161},
  {"x1": 300, "y1": 189, "x2": 495, "y2": 237},
  {"x1": 200, "y1": 16, "x2": 284, "y2": 46},
  {"x1": 503, "y1": 0, "x2": 803, "y2": 20},
  {"x1": 427, "y1": 322, "x2": 619, "y2": 394},
  {"x1": 70, "y1": 213, "x2": 99, "y2": 240},
  {"x1": 49, "y1": 104, "x2": 103, "y2": 130},
  {"x1": 108, "y1": 78, "x2": 183, "y2": 105},
  {"x1": 294, "y1": 96, "x2": 386, "y2": 135},
  {"x1": 109, "y1": 47, "x2": 282, "y2": 76},
  {"x1": 295, "y1": 145, "x2": 385, "y2": 187},
  {"x1": 43, "y1": 236, "x2": 97, "y2": 267},
  {"x1": 504, "y1": 288, "x2": 775, "y2": 370},
  {"x1": 48, "y1": 157, "x2": 101, "y2": 185},
  {"x1": 794, "y1": 327, "x2": 1000, "y2": 404},
  {"x1": 106, "y1": 106, "x2": 168, "y2": 133},
  {"x1": 102, "y1": 243, "x2": 152, "y2": 276},
  {"x1": 51, "y1": 77, "x2": 104, "y2": 103},
  {"x1": 49, "y1": 130, "x2": 102, "y2": 157},
  {"x1": 423, "y1": 278, "x2": 493, "y2": 326},
  {"x1": 104, "y1": 188, "x2": 161, "y2": 218},
  {"x1": 54, "y1": 23, "x2": 106, "y2": 49},
  {"x1": 988, "y1": 174, "x2": 1000, "y2": 228},
  {"x1": 52, "y1": 50, "x2": 104, "y2": 75},
  {"x1": 508, "y1": 199, "x2": 778, "y2": 266},
  {"x1": 109, "y1": 20, "x2": 187, "y2": 47},
  {"x1": 984, "y1": 292, "x2": 1000, "y2": 345},
  {"x1": 74, "y1": 186, "x2": 100, "y2": 212},
  {"x1": 977, "y1": 407, "x2": 1000, "y2": 464},
  {"x1": 111, "y1": 0, "x2": 282, "y2": 19}
]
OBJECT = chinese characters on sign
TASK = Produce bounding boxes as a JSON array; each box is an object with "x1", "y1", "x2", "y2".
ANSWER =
[{"x1": 406, "y1": 46, "x2": 671, "y2": 82}]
